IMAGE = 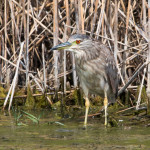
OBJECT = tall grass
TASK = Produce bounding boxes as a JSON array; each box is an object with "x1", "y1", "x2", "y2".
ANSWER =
[{"x1": 0, "y1": 0, "x2": 149, "y2": 110}]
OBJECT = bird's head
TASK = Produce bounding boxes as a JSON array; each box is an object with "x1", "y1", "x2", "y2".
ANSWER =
[{"x1": 50, "y1": 34, "x2": 92, "y2": 54}]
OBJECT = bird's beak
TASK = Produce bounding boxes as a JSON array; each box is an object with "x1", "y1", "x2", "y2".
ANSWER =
[{"x1": 50, "y1": 42, "x2": 72, "y2": 51}]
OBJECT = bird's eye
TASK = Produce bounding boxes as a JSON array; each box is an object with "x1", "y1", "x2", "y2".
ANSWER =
[{"x1": 76, "y1": 40, "x2": 81, "y2": 44}]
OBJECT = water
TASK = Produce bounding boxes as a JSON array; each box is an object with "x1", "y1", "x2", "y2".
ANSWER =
[{"x1": 0, "y1": 110, "x2": 150, "y2": 150}]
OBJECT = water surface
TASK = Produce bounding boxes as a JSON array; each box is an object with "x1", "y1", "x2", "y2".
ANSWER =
[{"x1": 0, "y1": 110, "x2": 150, "y2": 150}]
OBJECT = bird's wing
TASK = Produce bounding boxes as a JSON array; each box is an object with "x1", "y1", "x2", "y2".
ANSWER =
[
  {"x1": 92, "y1": 43, "x2": 118, "y2": 97},
  {"x1": 104, "y1": 50, "x2": 118, "y2": 98},
  {"x1": 76, "y1": 41, "x2": 118, "y2": 97}
]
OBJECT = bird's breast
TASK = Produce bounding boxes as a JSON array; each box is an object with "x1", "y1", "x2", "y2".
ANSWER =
[{"x1": 76, "y1": 62, "x2": 108, "y2": 96}]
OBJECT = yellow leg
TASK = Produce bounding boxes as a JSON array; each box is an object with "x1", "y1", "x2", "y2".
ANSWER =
[
  {"x1": 84, "y1": 97, "x2": 90, "y2": 126},
  {"x1": 104, "y1": 95, "x2": 108, "y2": 126}
]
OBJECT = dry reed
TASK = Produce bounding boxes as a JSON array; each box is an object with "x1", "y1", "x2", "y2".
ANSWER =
[{"x1": 0, "y1": 0, "x2": 149, "y2": 110}]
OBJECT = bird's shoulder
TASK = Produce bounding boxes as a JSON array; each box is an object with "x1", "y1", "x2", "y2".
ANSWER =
[{"x1": 89, "y1": 40, "x2": 115, "y2": 64}]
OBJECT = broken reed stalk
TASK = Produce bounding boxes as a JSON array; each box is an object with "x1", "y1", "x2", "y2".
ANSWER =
[
  {"x1": 75, "y1": 0, "x2": 79, "y2": 33},
  {"x1": 8, "y1": 42, "x2": 24, "y2": 110},
  {"x1": 0, "y1": 55, "x2": 25, "y2": 72},
  {"x1": 114, "y1": 0, "x2": 118, "y2": 63},
  {"x1": 118, "y1": 62, "x2": 148, "y2": 96},
  {"x1": 29, "y1": 73, "x2": 44, "y2": 93},
  {"x1": 72, "y1": 0, "x2": 78, "y2": 87},
  {"x1": 4, "y1": 0, "x2": 8, "y2": 86},
  {"x1": 12, "y1": 0, "x2": 56, "y2": 38},
  {"x1": 136, "y1": 67, "x2": 147, "y2": 110},
  {"x1": 26, "y1": 0, "x2": 30, "y2": 87},
  {"x1": 142, "y1": 0, "x2": 146, "y2": 32},
  {"x1": 53, "y1": 0, "x2": 59, "y2": 90},
  {"x1": 90, "y1": 0, "x2": 99, "y2": 36},
  {"x1": 63, "y1": 0, "x2": 70, "y2": 93},
  {"x1": 78, "y1": 0, "x2": 84, "y2": 33},
  {"x1": 147, "y1": 0, "x2": 150, "y2": 114},
  {"x1": 42, "y1": 42, "x2": 46, "y2": 90},
  {"x1": 117, "y1": 4, "x2": 149, "y2": 42},
  {"x1": 116, "y1": 102, "x2": 147, "y2": 114},
  {"x1": 3, "y1": 42, "x2": 24, "y2": 110},
  {"x1": 63, "y1": 44, "x2": 66, "y2": 93},
  {"x1": 122, "y1": 0, "x2": 131, "y2": 83},
  {"x1": 29, "y1": 73, "x2": 53, "y2": 105},
  {"x1": 96, "y1": 0, "x2": 106, "y2": 39}
]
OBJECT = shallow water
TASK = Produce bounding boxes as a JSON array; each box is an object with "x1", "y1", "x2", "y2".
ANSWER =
[{"x1": 0, "y1": 110, "x2": 150, "y2": 150}]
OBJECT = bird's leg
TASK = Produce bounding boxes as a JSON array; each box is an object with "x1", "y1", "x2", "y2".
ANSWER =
[
  {"x1": 104, "y1": 92, "x2": 108, "y2": 126},
  {"x1": 84, "y1": 97, "x2": 90, "y2": 126}
]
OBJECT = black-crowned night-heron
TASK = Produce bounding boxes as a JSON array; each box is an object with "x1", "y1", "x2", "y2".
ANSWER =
[{"x1": 51, "y1": 34, "x2": 118, "y2": 126}]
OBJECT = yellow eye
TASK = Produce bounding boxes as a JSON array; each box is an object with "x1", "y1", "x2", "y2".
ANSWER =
[{"x1": 76, "y1": 40, "x2": 81, "y2": 44}]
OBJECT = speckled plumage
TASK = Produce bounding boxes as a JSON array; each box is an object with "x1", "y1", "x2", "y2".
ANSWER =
[{"x1": 68, "y1": 34, "x2": 118, "y2": 104}]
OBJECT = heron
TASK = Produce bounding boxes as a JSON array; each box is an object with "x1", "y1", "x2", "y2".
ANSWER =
[{"x1": 51, "y1": 34, "x2": 118, "y2": 126}]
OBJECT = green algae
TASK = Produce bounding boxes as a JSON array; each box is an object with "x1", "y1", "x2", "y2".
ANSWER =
[
  {"x1": 25, "y1": 85, "x2": 35, "y2": 109},
  {"x1": 14, "y1": 88, "x2": 25, "y2": 97},
  {"x1": 24, "y1": 85, "x2": 51, "y2": 109},
  {"x1": 108, "y1": 116, "x2": 118, "y2": 127},
  {"x1": 135, "y1": 86, "x2": 148, "y2": 104},
  {"x1": 0, "y1": 85, "x2": 7, "y2": 98},
  {"x1": 91, "y1": 95, "x2": 104, "y2": 106},
  {"x1": 34, "y1": 92, "x2": 48, "y2": 109},
  {"x1": 72, "y1": 88, "x2": 84, "y2": 107},
  {"x1": 0, "y1": 86, "x2": 7, "y2": 107}
]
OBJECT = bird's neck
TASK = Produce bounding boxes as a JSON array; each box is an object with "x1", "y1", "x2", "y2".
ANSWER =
[{"x1": 74, "y1": 51, "x2": 87, "y2": 68}]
